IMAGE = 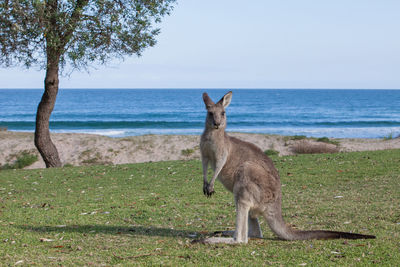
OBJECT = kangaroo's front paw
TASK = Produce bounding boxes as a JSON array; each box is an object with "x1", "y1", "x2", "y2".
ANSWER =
[
  {"x1": 203, "y1": 182, "x2": 208, "y2": 196},
  {"x1": 203, "y1": 183, "x2": 215, "y2": 197}
]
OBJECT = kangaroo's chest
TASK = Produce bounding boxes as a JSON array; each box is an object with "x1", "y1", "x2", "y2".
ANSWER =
[
  {"x1": 201, "y1": 133, "x2": 236, "y2": 192},
  {"x1": 217, "y1": 168, "x2": 235, "y2": 192},
  {"x1": 202, "y1": 144, "x2": 235, "y2": 191},
  {"x1": 200, "y1": 139, "x2": 223, "y2": 165}
]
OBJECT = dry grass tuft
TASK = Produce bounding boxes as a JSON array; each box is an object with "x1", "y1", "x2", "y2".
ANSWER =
[{"x1": 291, "y1": 140, "x2": 339, "y2": 154}]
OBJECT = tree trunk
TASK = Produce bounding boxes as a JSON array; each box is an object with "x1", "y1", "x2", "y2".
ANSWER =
[{"x1": 34, "y1": 56, "x2": 62, "y2": 168}]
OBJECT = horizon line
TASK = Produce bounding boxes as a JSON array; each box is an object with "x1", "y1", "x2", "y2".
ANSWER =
[{"x1": 1, "y1": 88, "x2": 400, "y2": 90}]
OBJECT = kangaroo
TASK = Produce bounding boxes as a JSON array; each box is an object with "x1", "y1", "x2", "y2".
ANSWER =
[{"x1": 199, "y1": 91, "x2": 375, "y2": 244}]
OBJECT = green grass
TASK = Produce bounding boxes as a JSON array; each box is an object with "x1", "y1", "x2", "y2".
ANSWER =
[{"x1": 1, "y1": 150, "x2": 399, "y2": 266}]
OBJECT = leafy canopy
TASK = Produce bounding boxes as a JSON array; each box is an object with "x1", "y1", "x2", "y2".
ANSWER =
[{"x1": 0, "y1": 0, "x2": 176, "y2": 70}]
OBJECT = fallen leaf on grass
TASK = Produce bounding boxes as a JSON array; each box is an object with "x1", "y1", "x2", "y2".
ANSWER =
[
  {"x1": 178, "y1": 255, "x2": 191, "y2": 259},
  {"x1": 80, "y1": 211, "x2": 97, "y2": 215},
  {"x1": 113, "y1": 252, "x2": 160, "y2": 260},
  {"x1": 40, "y1": 238, "x2": 55, "y2": 242}
]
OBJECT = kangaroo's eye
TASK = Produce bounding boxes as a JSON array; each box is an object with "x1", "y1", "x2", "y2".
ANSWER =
[
  {"x1": 221, "y1": 111, "x2": 225, "y2": 116},
  {"x1": 208, "y1": 112, "x2": 213, "y2": 117}
]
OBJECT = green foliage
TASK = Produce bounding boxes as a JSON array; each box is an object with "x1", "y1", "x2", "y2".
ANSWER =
[
  {"x1": 316, "y1": 137, "x2": 331, "y2": 143},
  {"x1": 63, "y1": 163, "x2": 74, "y2": 168},
  {"x1": 264, "y1": 149, "x2": 279, "y2": 156},
  {"x1": 181, "y1": 148, "x2": 195, "y2": 156},
  {"x1": 284, "y1": 135, "x2": 307, "y2": 142},
  {"x1": 0, "y1": 0, "x2": 176, "y2": 70},
  {"x1": 0, "y1": 150, "x2": 399, "y2": 265},
  {"x1": 291, "y1": 135, "x2": 307, "y2": 140},
  {"x1": 382, "y1": 132, "x2": 399, "y2": 140},
  {"x1": 384, "y1": 133, "x2": 393, "y2": 140},
  {"x1": 1, "y1": 151, "x2": 38, "y2": 170},
  {"x1": 316, "y1": 136, "x2": 340, "y2": 146}
]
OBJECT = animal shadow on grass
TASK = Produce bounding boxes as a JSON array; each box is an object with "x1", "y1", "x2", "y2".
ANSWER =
[
  {"x1": 17, "y1": 225, "x2": 197, "y2": 238},
  {"x1": 17, "y1": 225, "x2": 275, "y2": 242}
]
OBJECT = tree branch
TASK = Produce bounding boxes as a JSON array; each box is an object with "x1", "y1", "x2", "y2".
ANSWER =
[{"x1": 60, "y1": 0, "x2": 89, "y2": 48}]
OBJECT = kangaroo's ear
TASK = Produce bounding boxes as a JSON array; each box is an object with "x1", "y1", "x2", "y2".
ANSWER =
[
  {"x1": 203, "y1": 92, "x2": 214, "y2": 108},
  {"x1": 218, "y1": 91, "x2": 232, "y2": 108}
]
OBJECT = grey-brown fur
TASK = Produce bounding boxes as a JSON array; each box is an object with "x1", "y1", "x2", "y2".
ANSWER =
[{"x1": 200, "y1": 91, "x2": 375, "y2": 244}]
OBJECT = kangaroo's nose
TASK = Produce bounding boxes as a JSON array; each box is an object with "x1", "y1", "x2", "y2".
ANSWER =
[{"x1": 214, "y1": 122, "x2": 220, "y2": 129}]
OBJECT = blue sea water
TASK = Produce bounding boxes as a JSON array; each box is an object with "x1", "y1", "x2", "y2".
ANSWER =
[{"x1": 1, "y1": 89, "x2": 400, "y2": 138}]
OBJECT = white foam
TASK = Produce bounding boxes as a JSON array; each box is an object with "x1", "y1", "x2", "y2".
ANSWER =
[
  {"x1": 37, "y1": 126, "x2": 400, "y2": 139},
  {"x1": 228, "y1": 126, "x2": 400, "y2": 139}
]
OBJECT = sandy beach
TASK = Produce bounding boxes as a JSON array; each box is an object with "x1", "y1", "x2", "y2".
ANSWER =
[{"x1": 1, "y1": 131, "x2": 399, "y2": 169}]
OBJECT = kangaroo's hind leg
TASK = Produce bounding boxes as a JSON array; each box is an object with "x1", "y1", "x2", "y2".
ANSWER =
[
  {"x1": 215, "y1": 212, "x2": 262, "y2": 238},
  {"x1": 201, "y1": 200, "x2": 250, "y2": 244},
  {"x1": 233, "y1": 200, "x2": 250, "y2": 243},
  {"x1": 248, "y1": 213, "x2": 263, "y2": 238}
]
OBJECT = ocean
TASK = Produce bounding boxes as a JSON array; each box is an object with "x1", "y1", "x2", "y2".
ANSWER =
[{"x1": 1, "y1": 89, "x2": 400, "y2": 139}]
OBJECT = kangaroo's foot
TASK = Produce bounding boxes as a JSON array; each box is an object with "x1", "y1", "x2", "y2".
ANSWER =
[
  {"x1": 214, "y1": 230, "x2": 263, "y2": 239},
  {"x1": 203, "y1": 182, "x2": 215, "y2": 197},
  {"x1": 194, "y1": 237, "x2": 246, "y2": 244}
]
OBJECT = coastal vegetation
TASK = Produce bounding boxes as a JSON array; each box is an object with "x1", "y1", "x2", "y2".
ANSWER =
[
  {"x1": 264, "y1": 149, "x2": 280, "y2": 156},
  {"x1": 316, "y1": 137, "x2": 340, "y2": 146},
  {"x1": 290, "y1": 140, "x2": 340, "y2": 154},
  {"x1": 1, "y1": 149, "x2": 399, "y2": 265},
  {"x1": 383, "y1": 132, "x2": 400, "y2": 140},
  {"x1": 181, "y1": 148, "x2": 196, "y2": 157},
  {"x1": 0, "y1": 150, "x2": 38, "y2": 170}
]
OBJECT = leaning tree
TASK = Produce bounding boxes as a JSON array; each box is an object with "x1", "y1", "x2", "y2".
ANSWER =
[{"x1": 0, "y1": 0, "x2": 176, "y2": 167}]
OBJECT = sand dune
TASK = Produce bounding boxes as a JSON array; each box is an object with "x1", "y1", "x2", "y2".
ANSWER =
[{"x1": 1, "y1": 131, "x2": 399, "y2": 169}]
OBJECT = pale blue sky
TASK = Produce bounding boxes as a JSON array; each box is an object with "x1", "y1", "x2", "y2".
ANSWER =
[{"x1": 1, "y1": 0, "x2": 399, "y2": 89}]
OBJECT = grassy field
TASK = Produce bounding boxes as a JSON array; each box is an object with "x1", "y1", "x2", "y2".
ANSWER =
[{"x1": 1, "y1": 149, "x2": 399, "y2": 266}]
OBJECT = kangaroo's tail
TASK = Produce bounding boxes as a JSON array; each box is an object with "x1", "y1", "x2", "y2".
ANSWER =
[{"x1": 264, "y1": 210, "x2": 375, "y2": 240}]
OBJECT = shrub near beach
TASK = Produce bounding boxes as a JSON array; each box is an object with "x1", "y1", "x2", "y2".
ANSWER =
[{"x1": 1, "y1": 151, "x2": 38, "y2": 170}]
